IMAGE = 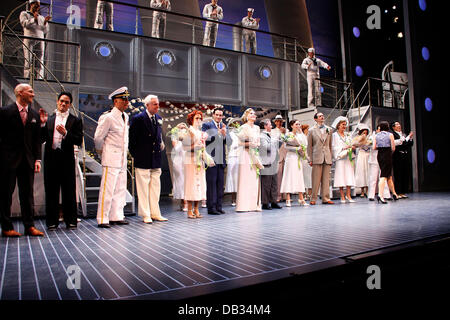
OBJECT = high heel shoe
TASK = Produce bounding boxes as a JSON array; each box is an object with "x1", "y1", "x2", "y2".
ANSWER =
[
  {"x1": 298, "y1": 199, "x2": 309, "y2": 206},
  {"x1": 187, "y1": 210, "x2": 196, "y2": 219},
  {"x1": 286, "y1": 200, "x2": 291, "y2": 207},
  {"x1": 392, "y1": 194, "x2": 399, "y2": 201},
  {"x1": 346, "y1": 197, "x2": 356, "y2": 203},
  {"x1": 194, "y1": 208, "x2": 203, "y2": 218},
  {"x1": 376, "y1": 196, "x2": 387, "y2": 204}
]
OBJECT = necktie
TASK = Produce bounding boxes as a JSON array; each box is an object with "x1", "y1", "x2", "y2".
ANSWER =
[
  {"x1": 20, "y1": 107, "x2": 27, "y2": 125},
  {"x1": 122, "y1": 113, "x2": 125, "y2": 122},
  {"x1": 152, "y1": 116, "x2": 156, "y2": 126}
]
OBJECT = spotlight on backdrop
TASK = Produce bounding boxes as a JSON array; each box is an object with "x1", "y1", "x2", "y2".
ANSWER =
[
  {"x1": 425, "y1": 98, "x2": 433, "y2": 111},
  {"x1": 421, "y1": 47, "x2": 430, "y2": 61},
  {"x1": 427, "y1": 149, "x2": 435, "y2": 164},
  {"x1": 355, "y1": 66, "x2": 364, "y2": 77}
]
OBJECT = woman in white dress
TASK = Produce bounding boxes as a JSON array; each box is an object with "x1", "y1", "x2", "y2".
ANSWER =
[
  {"x1": 353, "y1": 126, "x2": 371, "y2": 198},
  {"x1": 224, "y1": 118, "x2": 241, "y2": 206},
  {"x1": 236, "y1": 108, "x2": 263, "y2": 212},
  {"x1": 181, "y1": 110, "x2": 212, "y2": 219},
  {"x1": 299, "y1": 124, "x2": 312, "y2": 200},
  {"x1": 331, "y1": 117, "x2": 356, "y2": 203},
  {"x1": 280, "y1": 120, "x2": 308, "y2": 206},
  {"x1": 170, "y1": 123, "x2": 188, "y2": 211}
]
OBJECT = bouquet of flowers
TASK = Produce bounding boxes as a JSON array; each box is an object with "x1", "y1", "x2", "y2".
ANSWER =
[{"x1": 281, "y1": 132, "x2": 300, "y2": 147}]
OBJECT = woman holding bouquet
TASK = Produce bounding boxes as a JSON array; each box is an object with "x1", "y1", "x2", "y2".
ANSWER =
[
  {"x1": 181, "y1": 110, "x2": 214, "y2": 218},
  {"x1": 331, "y1": 117, "x2": 356, "y2": 203},
  {"x1": 170, "y1": 122, "x2": 188, "y2": 211},
  {"x1": 236, "y1": 108, "x2": 263, "y2": 212},
  {"x1": 353, "y1": 126, "x2": 371, "y2": 198},
  {"x1": 280, "y1": 120, "x2": 308, "y2": 206}
]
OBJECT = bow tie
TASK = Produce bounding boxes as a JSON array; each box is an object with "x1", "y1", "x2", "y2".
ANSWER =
[{"x1": 319, "y1": 125, "x2": 325, "y2": 129}]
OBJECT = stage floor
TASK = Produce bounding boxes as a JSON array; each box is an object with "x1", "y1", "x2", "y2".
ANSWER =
[{"x1": 1, "y1": 192, "x2": 450, "y2": 300}]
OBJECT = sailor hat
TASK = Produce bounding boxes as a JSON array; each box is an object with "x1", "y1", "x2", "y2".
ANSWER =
[
  {"x1": 29, "y1": 0, "x2": 40, "y2": 4},
  {"x1": 274, "y1": 114, "x2": 285, "y2": 122},
  {"x1": 308, "y1": 48, "x2": 315, "y2": 53},
  {"x1": 108, "y1": 86, "x2": 130, "y2": 100},
  {"x1": 247, "y1": 8, "x2": 254, "y2": 13}
]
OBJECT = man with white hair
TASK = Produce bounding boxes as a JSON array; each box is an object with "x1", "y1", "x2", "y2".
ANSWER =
[
  {"x1": 94, "y1": 86, "x2": 130, "y2": 228},
  {"x1": 94, "y1": 0, "x2": 114, "y2": 31},
  {"x1": 202, "y1": 0, "x2": 223, "y2": 47},
  {"x1": 20, "y1": 0, "x2": 51, "y2": 79},
  {"x1": 301, "y1": 48, "x2": 331, "y2": 108},
  {"x1": 241, "y1": 8, "x2": 260, "y2": 54},
  {"x1": 129, "y1": 94, "x2": 167, "y2": 224},
  {"x1": 150, "y1": 0, "x2": 171, "y2": 38}
]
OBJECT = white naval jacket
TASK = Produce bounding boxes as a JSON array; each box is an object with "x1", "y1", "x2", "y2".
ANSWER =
[
  {"x1": 150, "y1": 0, "x2": 171, "y2": 18},
  {"x1": 203, "y1": 3, "x2": 224, "y2": 21},
  {"x1": 241, "y1": 16, "x2": 259, "y2": 36},
  {"x1": 94, "y1": 107, "x2": 129, "y2": 168},
  {"x1": 301, "y1": 56, "x2": 329, "y2": 77},
  {"x1": 19, "y1": 11, "x2": 49, "y2": 38}
]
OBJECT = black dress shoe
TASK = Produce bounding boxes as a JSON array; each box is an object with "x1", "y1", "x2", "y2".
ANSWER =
[
  {"x1": 67, "y1": 224, "x2": 77, "y2": 230},
  {"x1": 369, "y1": 198, "x2": 375, "y2": 201},
  {"x1": 216, "y1": 209, "x2": 226, "y2": 214},
  {"x1": 47, "y1": 225, "x2": 57, "y2": 231},
  {"x1": 98, "y1": 223, "x2": 111, "y2": 228},
  {"x1": 271, "y1": 203, "x2": 282, "y2": 209},
  {"x1": 262, "y1": 204, "x2": 272, "y2": 210},
  {"x1": 208, "y1": 210, "x2": 221, "y2": 215},
  {"x1": 110, "y1": 219, "x2": 129, "y2": 225}
]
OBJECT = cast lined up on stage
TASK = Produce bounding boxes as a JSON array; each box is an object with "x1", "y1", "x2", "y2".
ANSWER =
[{"x1": 0, "y1": 78, "x2": 414, "y2": 236}]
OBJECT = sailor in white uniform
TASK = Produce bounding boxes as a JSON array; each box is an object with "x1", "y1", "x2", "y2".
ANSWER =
[
  {"x1": 94, "y1": 87, "x2": 130, "y2": 228},
  {"x1": 150, "y1": 0, "x2": 171, "y2": 38},
  {"x1": 94, "y1": 0, "x2": 114, "y2": 31},
  {"x1": 19, "y1": 0, "x2": 51, "y2": 79},
  {"x1": 301, "y1": 48, "x2": 331, "y2": 108},
  {"x1": 241, "y1": 8, "x2": 260, "y2": 54},
  {"x1": 202, "y1": 0, "x2": 223, "y2": 47}
]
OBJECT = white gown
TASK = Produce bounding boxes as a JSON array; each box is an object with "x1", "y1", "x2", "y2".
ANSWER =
[
  {"x1": 332, "y1": 132, "x2": 356, "y2": 187},
  {"x1": 171, "y1": 139, "x2": 185, "y2": 199},
  {"x1": 280, "y1": 133, "x2": 306, "y2": 193},
  {"x1": 355, "y1": 147, "x2": 370, "y2": 188},
  {"x1": 225, "y1": 130, "x2": 240, "y2": 193}
]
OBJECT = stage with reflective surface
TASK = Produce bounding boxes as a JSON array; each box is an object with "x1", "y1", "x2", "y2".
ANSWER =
[{"x1": 1, "y1": 192, "x2": 449, "y2": 300}]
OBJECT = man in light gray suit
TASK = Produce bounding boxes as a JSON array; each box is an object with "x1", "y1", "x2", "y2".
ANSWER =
[
  {"x1": 307, "y1": 112, "x2": 334, "y2": 205},
  {"x1": 259, "y1": 119, "x2": 282, "y2": 210}
]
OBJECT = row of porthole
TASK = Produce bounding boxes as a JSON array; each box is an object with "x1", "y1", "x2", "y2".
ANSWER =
[{"x1": 94, "y1": 43, "x2": 273, "y2": 80}]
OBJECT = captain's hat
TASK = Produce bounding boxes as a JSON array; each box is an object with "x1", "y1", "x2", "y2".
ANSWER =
[
  {"x1": 247, "y1": 8, "x2": 254, "y2": 13},
  {"x1": 108, "y1": 86, "x2": 130, "y2": 100},
  {"x1": 308, "y1": 47, "x2": 315, "y2": 53}
]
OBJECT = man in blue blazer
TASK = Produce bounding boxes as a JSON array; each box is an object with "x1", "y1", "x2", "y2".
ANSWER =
[
  {"x1": 202, "y1": 108, "x2": 231, "y2": 215},
  {"x1": 129, "y1": 94, "x2": 168, "y2": 223}
]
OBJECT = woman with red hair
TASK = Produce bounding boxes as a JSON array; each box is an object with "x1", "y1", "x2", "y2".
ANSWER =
[{"x1": 180, "y1": 110, "x2": 211, "y2": 218}]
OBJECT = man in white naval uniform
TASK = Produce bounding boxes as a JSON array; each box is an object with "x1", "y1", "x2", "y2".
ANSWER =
[
  {"x1": 202, "y1": 0, "x2": 223, "y2": 47},
  {"x1": 241, "y1": 8, "x2": 260, "y2": 54},
  {"x1": 94, "y1": 87, "x2": 130, "y2": 228},
  {"x1": 301, "y1": 48, "x2": 331, "y2": 108},
  {"x1": 94, "y1": 0, "x2": 114, "y2": 31},
  {"x1": 19, "y1": 0, "x2": 51, "y2": 79},
  {"x1": 150, "y1": 0, "x2": 171, "y2": 38}
]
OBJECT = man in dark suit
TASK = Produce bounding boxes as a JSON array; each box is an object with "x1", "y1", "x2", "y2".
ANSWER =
[
  {"x1": 129, "y1": 94, "x2": 168, "y2": 224},
  {"x1": 0, "y1": 83, "x2": 44, "y2": 237},
  {"x1": 202, "y1": 107, "x2": 231, "y2": 215},
  {"x1": 391, "y1": 121, "x2": 414, "y2": 198},
  {"x1": 40, "y1": 92, "x2": 83, "y2": 230}
]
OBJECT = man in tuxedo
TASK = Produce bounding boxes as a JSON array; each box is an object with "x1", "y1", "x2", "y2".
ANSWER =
[
  {"x1": 259, "y1": 119, "x2": 283, "y2": 210},
  {"x1": 307, "y1": 112, "x2": 334, "y2": 205},
  {"x1": 129, "y1": 94, "x2": 167, "y2": 224},
  {"x1": 94, "y1": 87, "x2": 130, "y2": 228},
  {"x1": 0, "y1": 83, "x2": 44, "y2": 237},
  {"x1": 202, "y1": 108, "x2": 231, "y2": 215},
  {"x1": 391, "y1": 121, "x2": 414, "y2": 198},
  {"x1": 40, "y1": 92, "x2": 83, "y2": 230}
]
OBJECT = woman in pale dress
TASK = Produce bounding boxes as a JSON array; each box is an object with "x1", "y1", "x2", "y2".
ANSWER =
[
  {"x1": 181, "y1": 110, "x2": 211, "y2": 218},
  {"x1": 224, "y1": 118, "x2": 241, "y2": 206},
  {"x1": 299, "y1": 124, "x2": 312, "y2": 200},
  {"x1": 170, "y1": 123, "x2": 188, "y2": 211},
  {"x1": 353, "y1": 127, "x2": 371, "y2": 198},
  {"x1": 331, "y1": 117, "x2": 356, "y2": 203},
  {"x1": 235, "y1": 108, "x2": 263, "y2": 212},
  {"x1": 280, "y1": 120, "x2": 308, "y2": 207}
]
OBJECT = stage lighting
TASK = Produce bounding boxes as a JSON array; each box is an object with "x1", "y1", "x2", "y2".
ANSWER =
[
  {"x1": 425, "y1": 98, "x2": 433, "y2": 111},
  {"x1": 157, "y1": 50, "x2": 176, "y2": 67},
  {"x1": 94, "y1": 42, "x2": 115, "y2": 60},
  {"x1": 355, "y1": 66, "x2": 364, "y2": 77},
  {"x1": 258, "y1": 66, "x2": 273, "y2": 80},
  {"x1": 212, "y1": 58, "x2": 228, "y2": 73},
  {"x1": 421, "y1": 47, "x2": 430, "y2": 61},
  {"x1": 419, "y1": 0, "x2": 427, "y2": 11},
  {"x1": 352, "y1": 27, "x2": 360, "y2": 38},
  {"x1": 427, "y1": 149, "x2": 435, "y2": 164},
  {"x1": 397, "y1": 32, "x2": 403, "y2": 38}
]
